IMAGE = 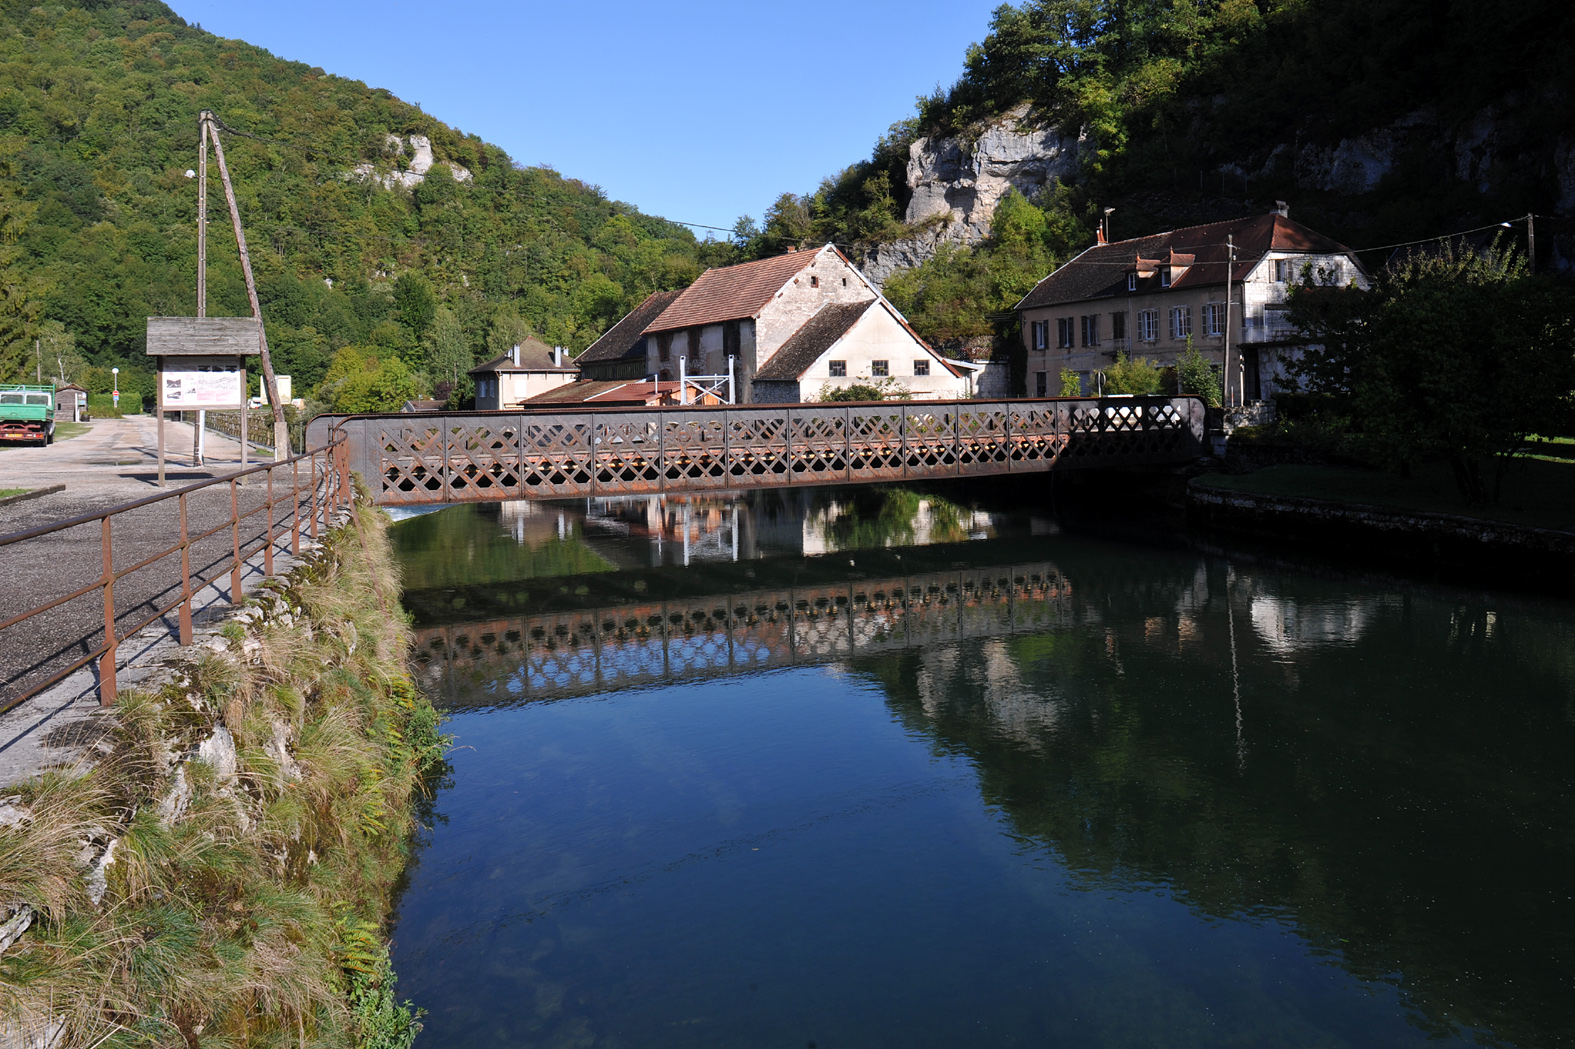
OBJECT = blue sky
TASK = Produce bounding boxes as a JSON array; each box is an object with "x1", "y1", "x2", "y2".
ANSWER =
[{"x1": 170, "y1": 0, "x2": 1003, "y2": 234}]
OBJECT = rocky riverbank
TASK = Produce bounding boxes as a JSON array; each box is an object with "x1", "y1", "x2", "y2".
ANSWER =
[{"x1": 0, "y1": 485, "x2": 446, "y2": 1048}]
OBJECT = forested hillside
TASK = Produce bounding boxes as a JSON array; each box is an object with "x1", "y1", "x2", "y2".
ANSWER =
[
  {"x1": 748, "y1": 0, "x2": 1573, "y2": 350},
  {"x1": 0, "y1": 0, "x2": 734, "y2": 405}
]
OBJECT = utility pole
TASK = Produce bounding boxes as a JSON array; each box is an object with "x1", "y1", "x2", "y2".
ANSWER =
[
  {"x1": 195, "y1": 115, "x2": 208, "y2": 465},
  {"x1": 203, "y1": 110, "x2": 290, "y2": 460},
  {"x1": 35, "y1": 338, "x2": 40, "y2": 383},
  {"x1": 1527, "y1": 212, "x2": 1535, "y2": 274},
  {"x1": 1223, "y1": 235, "x2": 1235, "y2": 408}
]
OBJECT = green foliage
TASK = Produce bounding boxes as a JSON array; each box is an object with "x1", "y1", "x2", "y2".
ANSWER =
[
  {"x1": 1058, "y1": 367, "x2": 1083, "y2": 396},
  {"x1": 1289, "y1": 238, "x2": 1575, "y2": 503},
  {"x1": 85, "y1": 393, "x2": 121, "y2": 418},
  {"x1": 1102, "y1": 352, "x2": 1163, "y2": 395},
  {"x1": 316, "y1": 347, "x2": 420, "y2": 414},
  {"x1": 340, "y1": 917, "x2": 423, "y2": 1049},
  {"x1": 0, "y1": 0, "x2": 720, "y2": 388},
  {"x1": 818, "y1": 378, "x2": 912, "y2": 402},
  {"x1": 1174, "y1": 337, "x2": 1222, "y2": 407}
]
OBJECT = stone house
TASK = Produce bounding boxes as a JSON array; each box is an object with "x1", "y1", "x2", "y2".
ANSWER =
[
  {"x1": 572, "y1": 245, "x2": 969, "y2": 404},
  {"x1": 1015, "y1": 205, "x2": 1369, "y2": 402},
  {"x1": 468, "y1": 336, "x2": 579, "y2": 409},
  {"x1": 751, "y1": 300, "x2": 965, "y2": 403}
]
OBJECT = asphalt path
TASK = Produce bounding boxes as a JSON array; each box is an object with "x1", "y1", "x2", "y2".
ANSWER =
[{"x1": 0, "y1": 418, "x2": 327, "y2": 708}]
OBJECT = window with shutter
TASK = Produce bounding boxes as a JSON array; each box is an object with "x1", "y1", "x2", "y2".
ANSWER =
[
  {"x1": 1111, "y1": 312, "x2": 1126, "y2": 340},
  {"x1": 1035, "y1": 371, "x2": 1047, "y2": 396}
]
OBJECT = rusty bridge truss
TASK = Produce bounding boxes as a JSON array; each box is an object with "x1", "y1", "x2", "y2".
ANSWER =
[
  {"x1": 309, "y1": 396, "x2": 1205, "y2": 506},
  {"x1": 413, "y1": 562, "x2": 1075, "y2": 707}
]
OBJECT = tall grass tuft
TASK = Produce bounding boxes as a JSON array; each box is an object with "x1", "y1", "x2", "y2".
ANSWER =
[{"x1": 0, "y1": 486, "x2": 448, "y2": 1047}]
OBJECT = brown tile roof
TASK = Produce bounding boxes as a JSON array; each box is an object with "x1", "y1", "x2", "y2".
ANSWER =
[
  {"x1": 577, "y1": 289, "x2": 683, "y2": 365},
  {"x1": 468, "y1": 335, "x2": 577, "y2": 375},
  {"x1": 1015, "y1": 213, "x2": 1356, "y2": 311},
  {"x1": 753, "y1": 302, "x2": 870, "y2": 381},
  {"x1": 645, "y1": 249, "x2": 821, "y2": 333}
]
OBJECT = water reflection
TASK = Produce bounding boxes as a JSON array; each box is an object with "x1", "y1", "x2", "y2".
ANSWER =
[
  {"x1": 392, "y1": 494, "x2": 1575, "y2": 1049},
  {"x1": 393, "y1": 487, "x2": 1051, "y2": 593}
]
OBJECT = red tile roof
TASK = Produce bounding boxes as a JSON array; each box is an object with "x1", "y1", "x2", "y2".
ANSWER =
[
  {"x1": 1016, "y1": 213, "x2": 1357, "y2": 310},
  {"x1": 645, "y1": 249, "x2": 822, "y2": 333},
  {"x1": 520, "y1": 380, "x2": 680, "y2": 407}
]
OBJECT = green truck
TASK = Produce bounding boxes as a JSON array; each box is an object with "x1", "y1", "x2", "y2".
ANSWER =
[{"x1": 0, "y1": 384, "x2": 57, "y2": 445}]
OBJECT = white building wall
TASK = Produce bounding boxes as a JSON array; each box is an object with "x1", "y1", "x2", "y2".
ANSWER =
[
  {"x1": 799, "y1": 308, "x2": 968, "y2": 401},
  {"x1": 502, "y1": 371, "x2": 576, "y2": 405},
  {"x1": 755, "y1": 248, "x2": 874, "y2": 365}
]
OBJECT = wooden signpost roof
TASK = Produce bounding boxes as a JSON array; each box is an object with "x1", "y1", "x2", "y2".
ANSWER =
[{"x1": 146, "y1": 316, "x2": 261, "y2": 356}]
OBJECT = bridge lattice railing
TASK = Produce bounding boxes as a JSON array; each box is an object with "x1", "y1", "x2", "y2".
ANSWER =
[{"x1": 308, "y1": 396, "x2": 1205, "y2": 506}]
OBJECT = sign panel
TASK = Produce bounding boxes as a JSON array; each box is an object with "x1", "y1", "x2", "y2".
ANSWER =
[{"x1": 160, "y1": 356, "x2": 245, "y2": 409}]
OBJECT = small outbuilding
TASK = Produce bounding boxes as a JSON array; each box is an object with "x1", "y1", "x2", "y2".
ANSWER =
[{"x1": 52, "y1": 383, "x2": 88, "y2": 421}]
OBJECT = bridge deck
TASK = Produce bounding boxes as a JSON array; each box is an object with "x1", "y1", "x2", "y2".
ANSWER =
[{"x1": 311, "y1": 396, "x2": 1205, "y2": 507}]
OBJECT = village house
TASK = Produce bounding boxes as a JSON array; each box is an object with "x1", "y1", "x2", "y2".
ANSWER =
[
  {"x1": 1015, "y1": 204, "x2": 1368, "y2": 403},
  {"x1": 468, "y1": 336, "x2": 578, "y2": 410},
  {"x1": 556, "y1": 245, "x2": 971, "y2": 405},
  {"x1": 751, "y1": 299, "x2": 964, "y2": 403}
]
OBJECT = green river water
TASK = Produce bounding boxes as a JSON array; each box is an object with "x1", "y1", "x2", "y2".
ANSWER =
[{"x1": 388, "y1": 485, "x2": 1575, "y2": 1048}]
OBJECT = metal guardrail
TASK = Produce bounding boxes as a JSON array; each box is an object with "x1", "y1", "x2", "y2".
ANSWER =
[
  {"x1": 308, "y1": 396, "x2": 1206, "y2": 507},
  {"x1": 0, "y1": 436, "x2": 350, "y2": 712}
]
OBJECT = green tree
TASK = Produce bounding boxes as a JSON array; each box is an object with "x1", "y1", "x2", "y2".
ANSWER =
[
  {"x1": 424, "y1": 307, "x2": 474, "y2": 404},
  {"x1": 1292, "y1": 240, "x2": 1575, "y2": 504},
  {"x1": 1059, "y1": 367, "x2": 1083, "y2": 396},
  {"x1": 1174, "y1": 337, "x2": 1222, "y2": 407},
  {"x1": 393, "y1": 273, "x2": 436, "y2": 346}
]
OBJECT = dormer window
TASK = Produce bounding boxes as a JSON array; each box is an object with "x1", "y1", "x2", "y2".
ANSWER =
[
  {"x1": 1127, "y1": 272, "x2": 1137, "y2": 292},
  {"x1": 1161, "y1": 268, "x2": 1172, "y2": 288}
]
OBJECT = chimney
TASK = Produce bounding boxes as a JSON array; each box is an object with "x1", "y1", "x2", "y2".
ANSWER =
[
  {"x1": 1096, "y1": 227, "x2": 1107, "y2": 245},
  {"x1": 553, "y1": 345, "x2": 563, "y2": 367},
  {"x1": 1273, "y1": 201, "x2": 1289, "y2": 218},
  {"x1": 511, "y1": 343, "x2": 521, "y2": 367}
]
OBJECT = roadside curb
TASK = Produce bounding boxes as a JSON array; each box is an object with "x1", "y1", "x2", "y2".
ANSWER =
[{"x1": 0, "y1": 484, "x2": 65, "y2": 508}]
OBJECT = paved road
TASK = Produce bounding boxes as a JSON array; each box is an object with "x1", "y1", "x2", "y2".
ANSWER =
[{"x1": 0, "y1": 418, "x2": 331, "y2": 709}]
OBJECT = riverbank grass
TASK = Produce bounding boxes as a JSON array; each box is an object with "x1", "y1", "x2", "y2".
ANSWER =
[
  {"x1": 1195, "y1": 456, "x2": 1575, "y2": 532},
  {"x1": 0, "y1": 487, "x2": 446, "y2": 1047}
]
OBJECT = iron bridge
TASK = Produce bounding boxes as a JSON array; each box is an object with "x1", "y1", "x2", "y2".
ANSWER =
[{"x1": 307, "y1": 396, "x2": 1206, "y2": 507}]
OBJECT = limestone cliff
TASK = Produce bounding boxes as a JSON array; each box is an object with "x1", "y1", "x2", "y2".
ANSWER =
[
  {"x1": 861, "y1": 101, "x2": 1575, "y2": 285},
  {"x1": 863, "y1": 105, "x2": 1081, "y2": 287}
]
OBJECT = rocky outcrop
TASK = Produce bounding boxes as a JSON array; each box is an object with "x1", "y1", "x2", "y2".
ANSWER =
[
  {"x1": 861, "y1": 99, "x2": 1575, "y2": 284},
  {"x1": 351, "y1": 133, "x2": 473, "y2": 191},
  {"x1": 863, "y1": 105, "x2": 1082, "y2": 286}
]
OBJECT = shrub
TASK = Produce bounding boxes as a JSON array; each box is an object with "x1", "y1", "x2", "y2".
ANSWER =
[
  {"x1": 1059, "y1": 368, "x2": 1083, "y2": 396},
  {"x1": 1102, "y1": 352, "x2": 1163, "y2": 395},
  {"x1": 1174, "y1": 338, "x2": 1222, "y2": 407}
]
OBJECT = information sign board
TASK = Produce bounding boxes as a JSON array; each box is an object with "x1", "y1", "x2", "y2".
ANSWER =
[{"x1": 159, "y1": 355, "x2": 245, "y2": 409}]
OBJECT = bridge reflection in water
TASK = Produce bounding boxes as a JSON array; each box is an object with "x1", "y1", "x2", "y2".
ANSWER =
[{"x1": 413, "y1": 562, "x2": 1073, "y2": 706}]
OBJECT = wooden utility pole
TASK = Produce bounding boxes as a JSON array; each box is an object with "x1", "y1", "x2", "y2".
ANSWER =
[
  {"x1": 195, "y1": 116, "x2": 208, "y2": 466},
  {"x1": 202, "y1": 110, "x2": 289, "y2": 459}
]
